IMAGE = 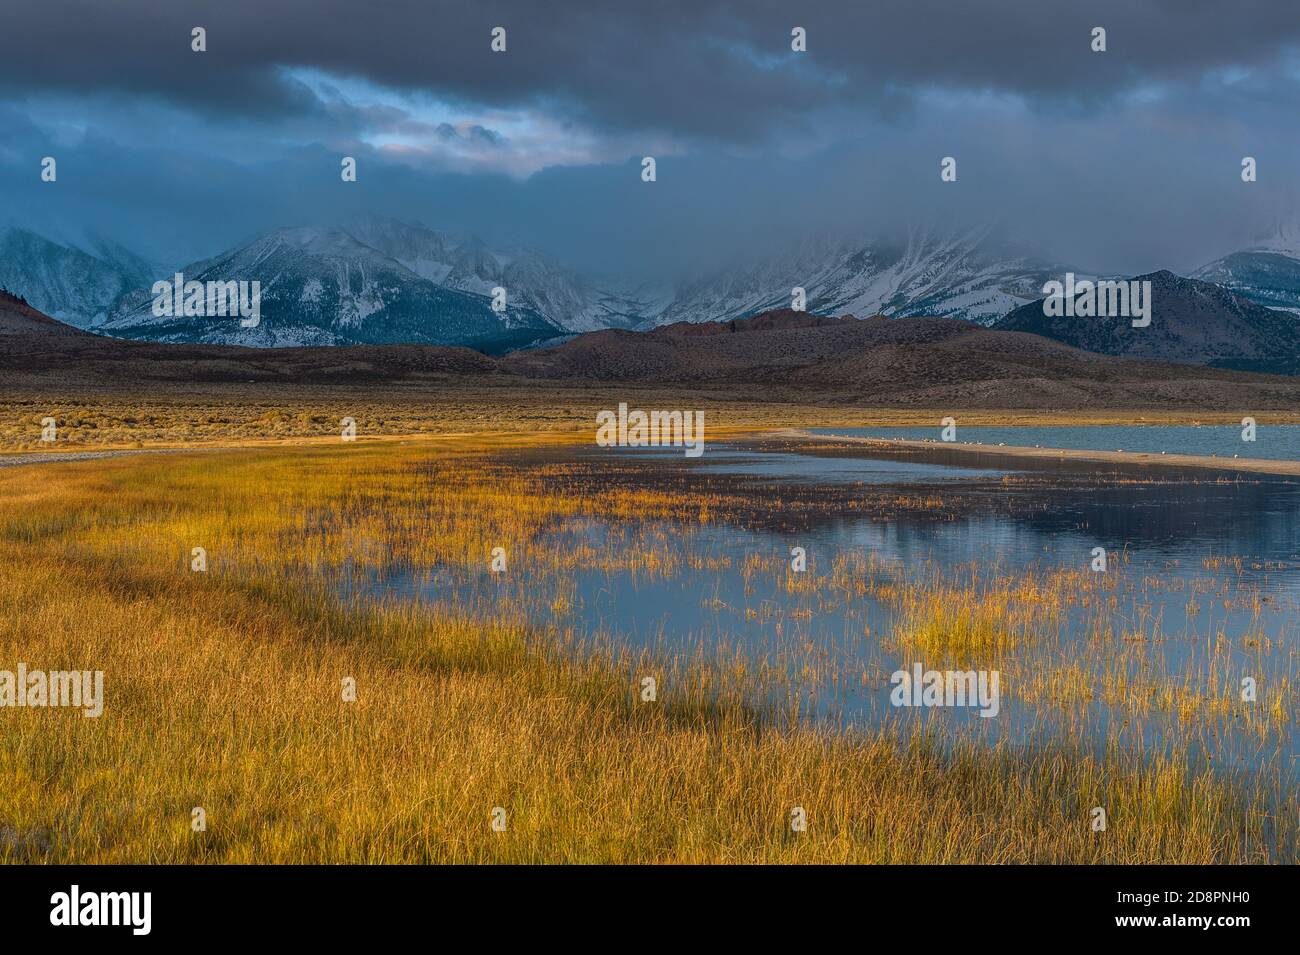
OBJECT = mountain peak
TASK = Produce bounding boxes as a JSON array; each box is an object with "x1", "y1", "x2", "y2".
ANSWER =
[
  {"x1": 996, "y1": 270, "x2": 1298, "y2": 374},
  {"x1": 1248, "y1": 220, "x2": 1300, "y2": 256},
  {"x1": 259, "y1": 226, "x2": 380, "y2": 259},
  {"x1": 654, "y1": 308, "x2": 868, "y2": 338}
]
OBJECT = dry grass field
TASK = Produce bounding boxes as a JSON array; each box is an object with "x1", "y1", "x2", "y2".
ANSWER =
[
  {"x1": 4, "y1": 385, "x2": 1297, "y2": 452},
  {"x1": 0, "y1": 428, "x2": 1293, "y2": 863}
]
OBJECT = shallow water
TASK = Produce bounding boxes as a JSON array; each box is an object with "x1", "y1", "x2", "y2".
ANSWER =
[
  {"x1": 813, "y1": 424, "x2": 1300, "y2": 461},
  {"x1": 352, "y1": 442, "x2": 1300, "y2": 781},
  {"x1": 695, "y1": 447, "x2": 1012, "y2": 483}
]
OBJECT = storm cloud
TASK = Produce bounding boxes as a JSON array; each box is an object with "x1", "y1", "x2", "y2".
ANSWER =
[
  {"x1": 3, "y1": 0, "x2": 1300, "y2": 277},
  {"x1": 6, "y1": 1, "x2": 1300, "y2": 139}
]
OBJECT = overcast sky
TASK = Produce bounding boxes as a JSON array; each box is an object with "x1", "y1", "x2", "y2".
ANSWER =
[{"x1": 3, "y1": 0, "x2": 1300, "y2": 278}]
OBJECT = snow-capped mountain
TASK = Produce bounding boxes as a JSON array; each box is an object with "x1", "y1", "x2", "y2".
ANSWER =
[
  {"x1": 19, "y1": 218, "x2": 1260, "y2": 353},
  {"x1": 0, "y1": 221, "x2": 1092, "y2": 348},
  {"x1": 0, "y1": 227, "x2": 147, "y2": 328},
  {"x1": 78, "y1": 234, "x2": 161, "y2": 290},
  {"x1": 1, "y1": 218, "x2": 656, "y2": 348},
  {"x1": 337, "y1": 215, "x2": 650, "y2": 333},
  {"x1": 1192, "y1": 223, "x2": 1300, "y2": 314},
  {"x1": 103, "y1": 226, "x2": 562, "y2": 349},
  {"x1": 647, "y1": 226, "x2": 1067, "y2": 328}
]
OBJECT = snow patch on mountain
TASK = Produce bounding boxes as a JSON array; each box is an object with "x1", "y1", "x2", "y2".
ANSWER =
[
  {"x1": 101, "y1": 225, "x2": 562, "y2": 350},
  {"x1": 338, "y1": 215, "x2": 645, "y2": 333},
  {"x1": 647, "y1": 226, "x2": 1066, "y2": 328},
  {"x1": 0, "y1": 227, "x2": 145, "y2": 328},
  {"x1": 1192, "y1": 223, "x2": 1300, "y2": 314}
]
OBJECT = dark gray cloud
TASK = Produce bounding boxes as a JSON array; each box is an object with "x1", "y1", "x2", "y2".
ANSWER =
[
  {"x1": 3, "y1": 1, "x2": 1300, "y2": 142},
  {"x1": 2, "y1": 1, "x2": 1299, "y2": 281}
]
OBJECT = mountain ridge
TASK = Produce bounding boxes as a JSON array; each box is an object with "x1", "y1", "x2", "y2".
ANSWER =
[
  {"x1": 647, "y1": 226, "x2": 1072, "y2": 329},
  {"x1": 100, "y1": 225, "x2": 563, "y2": 351},
  {"x1": 6, "y1": 294, "x2": 1300, "y2": 409},
  {"x1": 6, "y1": 220, "x2": 1300, "y2": 367},
  {"x1": 995, "y1": 270, "x2": 1300, "y2": 375}
]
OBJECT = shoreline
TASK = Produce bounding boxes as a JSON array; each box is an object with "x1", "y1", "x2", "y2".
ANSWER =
[{"x1": 784, "y1": 428, "x2": 1300, "y2": 477}]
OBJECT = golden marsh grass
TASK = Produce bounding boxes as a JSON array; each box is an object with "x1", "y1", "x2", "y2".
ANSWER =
[{"x1": 0, "y1": 435, "x2": 1294, "y2": 863}]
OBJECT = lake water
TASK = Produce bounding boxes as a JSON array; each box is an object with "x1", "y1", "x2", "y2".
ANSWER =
[
  {"x1": 812, "y1": 424, "x2": 1300, "y2": 461},
  {"x1": 351, "y1": 441, "x2": 1300, "y2": 786},
  {"x1": 695, "y1": 447, "x2": 1011, "y2": 483}
]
